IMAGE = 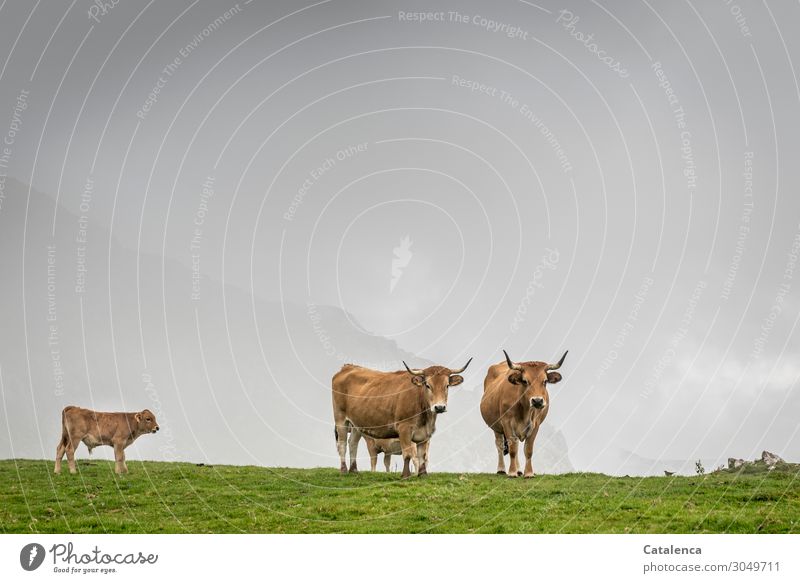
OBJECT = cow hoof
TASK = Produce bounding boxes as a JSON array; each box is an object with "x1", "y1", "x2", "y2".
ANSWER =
[
  {"x1": 517, "y1": 471, "x2": 523, "y2": 477},
  {"x1": 496, "y1": 470, "x2": 506, "y2": 475},
  {"x1": 507, "y1": 473, "x2": 518, "y2": 479},
  {"x1": 523, "y1": 473, "x2": 535, "y2": 479},
  {"x1": 340, "y1": 463, "x2": 347, "y2": 474}
]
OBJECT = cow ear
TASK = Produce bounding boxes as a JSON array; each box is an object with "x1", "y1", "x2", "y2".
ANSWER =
[
  {"x1": 546, "y1": 372, "x2": 563, "y2": 384},
  {"x1": 508, "y1": 372, "x2": 524, "y2": 385},
  {"x1": 411, "y1": 375, "x2": 425, "y2": 386},
  {"x1": 135, "y1": 413, "x2": 142, "y2": 423},
  {"x1": 449, "y1": 375, "x2": 464, "y2": 386}
]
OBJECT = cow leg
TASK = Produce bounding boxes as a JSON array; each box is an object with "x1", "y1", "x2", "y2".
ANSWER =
[
  {"x1": 416, "y1": 442, "x2": 427, "y2": 476},
  {"x1": 366, "y1": 442, "x2": 378, "y2": 472},
  {"x1": 383, "y1": 453, "x2": 391, "y2": 472},
  {"x1": 507, "y1": 437, "x2": 521, "y2": 477},
  {"x1": 65, "y1": 438, "x2": 79, "y2": 474},
  {"x1": 523, "y1": 426, "x2": 539, "y2": 478},
  {"x1": 347, "y1": 427, "x2": 361, "y2": 473},
  {"x1": 113, "y1": 443, "x2": 127, "y2": 475},
  {"x1": 55, "y1": 435, "x2": 67, "y2": 474},
  {"x1": 398, "y1": 427, "x2": 415, "y2": 479},
  {"x1": 334, "y1": 422, "x2": 349, "y2": 474},
  {"x1": 494, "y1": 432, "x2": 506, "y2": 475}
]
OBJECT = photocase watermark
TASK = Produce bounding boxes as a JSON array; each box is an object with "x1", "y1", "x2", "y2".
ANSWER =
[
  {"x1": 87, "y1": 0, "x2": 120, "y2": 24},
  {"x1": 190, "y1": 175, "x2": 215, "y2": 301},
  {"x1": 595, "y1": 275, "x2": 654, "y2": 380},
  {"x1": 74, "y1": 176, "x2": 94, "y2": 294},
  {"x1": 284, "y1": 142, "x2": 368, "y2": 221},
  {"x1": 509, "y1": 248, "x2": 560, "y2": 333},
  {"x1": 20, "y1": 543, "x2": 45, "y2": 571},
  {"x1": 142, "y1": 371, "x2": 177, "y2": 462},
  {"x1": 555, "y1": 9, "x2": 629, "y2": 78},
  {"x1": 720, "y1": 151, "x2": 754, "y2": 301},
  {"x1": 451, "y1": 75, "x2": 572, "y2": 172},
  {"x1": 46, "y1": 245, "x2": 64, "y2": 396},
  {"x1": 136, "y1": 4, "x2": 243, "y2": 120},
  {"x1": 398, "y1": 11, "x2": 530, "y2": 40},
  {"x1": 722, "y1": 0, "x2": 752, "y2": 38},
  {"x1": 390, "y1": 235, "x2": 413, "y2": 293},
  {"x1": 750, "y1": 223, "x2": 800, "y2": 359},
  {"x1": 0, "y1": 88, "x2": 29, "y2": 217},
  {"x1": 640, "y1": 280, "x2": 707, "y2": 399}
]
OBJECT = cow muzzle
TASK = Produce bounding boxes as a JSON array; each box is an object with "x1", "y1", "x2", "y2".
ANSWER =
[
  {"x1": 531, "y1": 398, "x2": 545, "y2": 409},
  {"x1": 153, "y1": 426, "x2": 160, "y2": 433},
  {"x1": 433, "y1": 404, "x2": 447, "y2": 414}
]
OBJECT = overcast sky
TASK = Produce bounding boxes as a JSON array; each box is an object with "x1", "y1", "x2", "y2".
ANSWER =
[{"x1": 1, "y1": 0, "x2": 798, "y2": 475}]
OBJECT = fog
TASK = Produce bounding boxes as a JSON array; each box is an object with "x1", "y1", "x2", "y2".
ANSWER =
[{"x1": 1, "y1": 0, "x2": 798, "y2": 475}]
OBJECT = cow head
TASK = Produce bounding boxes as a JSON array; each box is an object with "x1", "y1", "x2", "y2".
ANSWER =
[
  {"x1": 403, "y1": 358, "x2": 472, "y2": 414},
  {"x1": 503, "y1": 350, "x2": 568, "y2": 410},
  {"x1": 135, "y1": 409, "x2": 160, "y2": 434}
]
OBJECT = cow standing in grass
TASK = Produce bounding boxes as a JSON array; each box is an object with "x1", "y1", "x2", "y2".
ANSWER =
[
  {"x1": 332, "y1": 359, "x2": 471, "y2": 478},
  {"x1": 55, "y1": 406, "x2": 160, "y2": 475},
  {"x1": 480, "y1": 350, "x2": 567, "y2": 478}
]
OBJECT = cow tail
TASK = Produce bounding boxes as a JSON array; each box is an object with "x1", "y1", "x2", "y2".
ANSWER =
[
  {"x1": 334, "y1": 428, "x2": 338, "y2": 442},
  {"x1": 503, "y1": 435, "x2": 509, "y2": 456},
  {"x1": 60, "y1": 409, "x2": 70, "y2": 447}
]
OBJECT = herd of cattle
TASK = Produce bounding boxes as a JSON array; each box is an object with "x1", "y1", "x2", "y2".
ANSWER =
[{"x1": 54, "y1": 350, "x2": 567, "y2": 479}]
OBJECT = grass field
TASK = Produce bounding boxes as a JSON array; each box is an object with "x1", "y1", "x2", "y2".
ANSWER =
[{"x1": 1, "y1": 459, "x2": 799, "y2": 533}]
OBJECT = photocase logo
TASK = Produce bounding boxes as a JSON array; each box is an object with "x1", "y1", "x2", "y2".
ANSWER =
[
  {"x1": 390, "y1": 235, "x2": 413, "y2": 293},
  {"x1": 20, "y1": 543, "x2": 45, "y2": 571}
]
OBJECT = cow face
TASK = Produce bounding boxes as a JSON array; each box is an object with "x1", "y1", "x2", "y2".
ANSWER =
[
  {"x1": 504, "y1": 350, "x2": 567, "y2": 410},
  {"x1": 404, "y1": 359, "x2": 472, "y2": 414},
  {"x1": 135, "y1": 409, "x2": 160, "y2": 434}
]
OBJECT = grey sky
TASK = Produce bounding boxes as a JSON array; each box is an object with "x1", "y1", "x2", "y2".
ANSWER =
[{"x1": 0, "y1": 0, "x2": 798, "y2": 475}]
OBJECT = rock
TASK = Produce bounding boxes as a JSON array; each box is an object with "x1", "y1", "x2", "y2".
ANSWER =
[
  {"x1": 728, "y1": 457, "x2": 746, "y2": 469},
  {"x1": 761, "y1": 451, "x2": 784, "y2": 466}
]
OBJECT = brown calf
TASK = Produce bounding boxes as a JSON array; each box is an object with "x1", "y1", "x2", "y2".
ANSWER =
[
  {"x1": 363, "y1": 435, "x2": 430, "y2": 473},
  {"x1": 55, "y1": 406, "x2": 160, "y2": 475}
]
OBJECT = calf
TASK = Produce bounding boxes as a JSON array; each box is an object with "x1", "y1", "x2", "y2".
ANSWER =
[
  {"x1": 55, "y1": 406, "x2": 160, "y2": 475},
  {"x1": 363, "y1": 435, "x2": 430, "y2": 473}
]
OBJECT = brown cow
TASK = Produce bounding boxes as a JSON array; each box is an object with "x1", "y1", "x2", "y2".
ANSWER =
[
  {"x1": 363, "y1": 435, "x2": 429, "y2": 473},
  {"x1": 332, "y1": 359, "x2": 471, "y2": 478},
  {"x1": 55, "y1": 406, "x2": 160, "y2": 475},
  {"x1": 480, "y1": 350, "x2": 567, "y2": 478}
]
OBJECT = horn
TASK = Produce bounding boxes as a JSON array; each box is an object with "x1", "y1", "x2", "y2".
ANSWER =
[
  {"x1": 547, "y1": 350, "x2": 569, "y2": 371},
  {"x1": 450, "y1": 357, "x2": 473, "y2": 375},
  {"x1": 503, "y1": 350, "x2": 523, "y2": 372},
  {"x1": 403, "y1": 361, "x2": 425, "y2": 376}
]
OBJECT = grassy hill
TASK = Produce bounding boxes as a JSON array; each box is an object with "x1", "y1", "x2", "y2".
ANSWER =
[{"x1": 1, "y1": 459, "x2": 798, "y2": 533}]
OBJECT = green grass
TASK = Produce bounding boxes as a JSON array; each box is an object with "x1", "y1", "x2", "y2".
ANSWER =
[{"x1": 1, "y1": 459, "x2": 798, "y2": 533}]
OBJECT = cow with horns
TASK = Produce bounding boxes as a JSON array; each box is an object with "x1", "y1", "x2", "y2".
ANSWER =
[
  {"x1": 332, "y1": 358, "x2": 472, "y2": 478},
  {"x1": 480, "y1": 350, "x2": 568, "y2": 477}
]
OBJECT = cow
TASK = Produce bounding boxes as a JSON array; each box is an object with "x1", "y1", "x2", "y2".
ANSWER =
[
  {"x1": 363, "y1": 435, "x2": 430, "y2": 473},
  {"x1": 480, "y1": 350, "x2": 568, "y2": 478},
  {"x1": 332, "y1": 358, "x2": 471, "y2": 478},
  {"x1": 55, "y1": 406, "x2": 160, "y2": 475}
]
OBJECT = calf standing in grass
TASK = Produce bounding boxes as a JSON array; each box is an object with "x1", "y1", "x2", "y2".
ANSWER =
[{"x1": 55, "y1": 406, "x2": 160, "y2": 475}]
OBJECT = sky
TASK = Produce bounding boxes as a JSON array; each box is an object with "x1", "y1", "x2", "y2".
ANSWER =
[{"x1": 0, "y1": 0, "x2": 798, "y2": 475}]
